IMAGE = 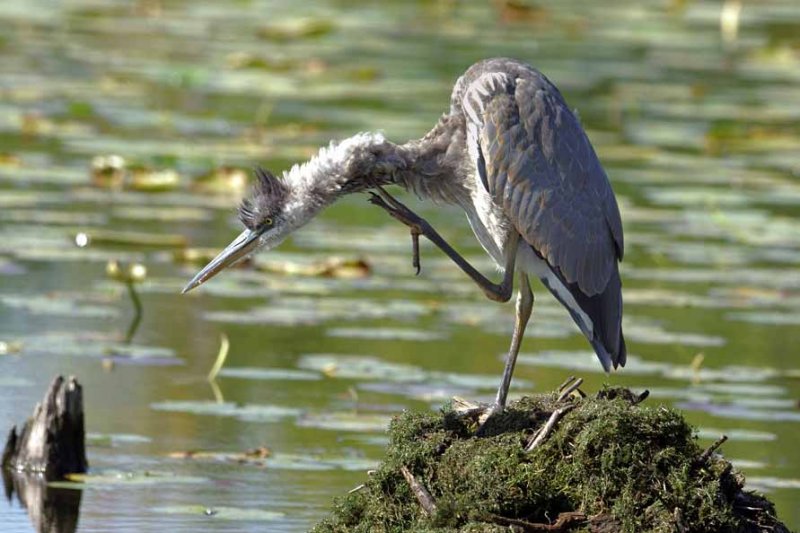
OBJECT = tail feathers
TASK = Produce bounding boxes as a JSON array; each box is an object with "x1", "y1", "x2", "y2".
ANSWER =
[{"x1": 539, "y1": 260, "x2": 625, "y2": 372}]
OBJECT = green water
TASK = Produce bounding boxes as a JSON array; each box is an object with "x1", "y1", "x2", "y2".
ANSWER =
[{"x1": 1, "y1": 0, "x2": 799, "y2": 531}]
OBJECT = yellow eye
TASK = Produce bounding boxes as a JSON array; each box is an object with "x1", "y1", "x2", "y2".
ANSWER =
[{"x1": 263, "y1": 218, "x2": 273, "y2": 227}]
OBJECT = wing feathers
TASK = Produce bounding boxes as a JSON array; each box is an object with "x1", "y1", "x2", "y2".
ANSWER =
[{"x1": 457, "y1": 58, "x2": 625, "y2": 369}]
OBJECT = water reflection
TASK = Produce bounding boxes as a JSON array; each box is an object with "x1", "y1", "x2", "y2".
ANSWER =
[{"x1": 2, "y1": 470, "x2": 81, "y2": 533}]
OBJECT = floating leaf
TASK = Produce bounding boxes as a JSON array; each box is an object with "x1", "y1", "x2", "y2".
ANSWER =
[
  {"x1": 168, "y1": 446, "x2": 271, "y2": 466},
  {"x1": 0, "y1": 376, "x2": 33, "y2": 387},
  {"x1": 55, "y1": 470, "x2": 207, "y2": 489},
  {"x1": 296, "y1": 411, "x2": 392, "y2": 432},
  {"x1": 726, "y1": 311, "x2": 800, "y2": 326},
  {"x1": 75, "y1": 229, "x2": 187, "y2": 248},
  {"x1": 150, "y1": 400, "x2": 303, "y2": 422},
  {"x1": 112, "y1": 205, "x2": 212, "y2": 223},
  {"x1": 104, "y1": 343, "x2": 178, "y2": 361},
  {"x1": 255, "y1": 256, "x2": 371, "y2": 279},
  {"x1": 257, "y1": 19, "x2": 335, "y2": 41},
  {"x1": 218, "y1": 367, "x2": 321, "y2": 381},
  {"x1": 86, "y1": 432, "x2": 152, "y2": 447},
  {"x1": 127, "y1": 168, "x2": 180, "y2": 192},
  {"x1": 0, "y1": 294, "x2": 118, "y2": 319},
  {"x1": 676, "y1": 401, "x2": 800, "y2": 422},
  {"x1": 695, "y1": 427, "x2": 777, "y2": 443},
  {"x1": 152, "y1": 505, "x2": 285, "y2": 521},
  {"x1": 746, "y1": 477, "x2": 800, "y2": 491},
  {"x1": 0, "y1": 340, "x2": 23, "y2": 355},
  {"x1": 297, "y1": 354, "x2": 427, "y2": 382},
  {"x1": 326, "y1": 327, "x2": 446, "y2": 342}
]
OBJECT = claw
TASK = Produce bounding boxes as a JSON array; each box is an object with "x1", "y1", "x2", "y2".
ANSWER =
[{"x1": 366, "y1": 186, "x2": 426, "y2": 276}]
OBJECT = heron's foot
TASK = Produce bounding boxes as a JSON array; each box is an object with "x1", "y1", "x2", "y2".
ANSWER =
[
  {"x1": 475, "y1": 402, "x2": 505, "y2": 436},
  {"x1": 451, "y1": 396, "x2": 493, "y2": 428},
  {"x1": 368, "y1": 186, "x2": 428, "y2": 275}
]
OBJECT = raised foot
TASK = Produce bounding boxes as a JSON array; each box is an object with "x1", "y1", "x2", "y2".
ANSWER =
[{"x1": 368, "y1": 186, "x2": 427, "y2": 275}]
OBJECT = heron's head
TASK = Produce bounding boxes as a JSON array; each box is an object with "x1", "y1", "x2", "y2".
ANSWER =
[
  {"x1": 182, "y1": 167, "x2": 300, "y2": 293},
  {"x1": 182, "y1": 132, "x2": 394, "y2": 293}
]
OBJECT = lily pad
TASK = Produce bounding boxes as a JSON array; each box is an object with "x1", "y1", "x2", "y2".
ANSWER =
[
  {"x1": 695, "y1": 427, "x2": 777, "y2": 443},
  {"x1": 50, "y1": 470, "x2": 207, "y2": 489},
  {"x1": 746, "y1": 477, "x2": 800, "y2": 491},
  {"x1": 86, "y1": 432, "x2": 152, "y2": 447},
  {"x1": 266, "y1": 452, "x2": 377, "y2": 471},
  {"x1": 74, "y1": 228, "x2": 187, "y2": 248},
  {"x1": 0, "y1": 294, "x2": 118, "y2": 319},
  {"x1": 296, "y1": 411, "x2": 392, "y2": 432},
  {"x1": 726, "y1": 311, "x2": 800, "y2": 326},
  {"x1": 218, "y1": 367, "x2": 321, "y2": 381},
  {"x1": 326, "y1": 327, "x2": 446, "y2": 342},
  {"x1": 676, "y1": 401, "x2": 800, "y2": 422},
  {"x1": 153, "y1": 505, "x2": 285, "y2": 521},
  {"x1": 297, "y1": 354, "x2": 428, "y2": 382},
  {"x1": 150, "y1": 400, "x2": 303, "y2": 422}
]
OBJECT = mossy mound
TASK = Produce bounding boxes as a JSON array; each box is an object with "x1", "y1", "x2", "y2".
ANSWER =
[{"x1": 313, "y1": 387, "x2": 790, "y2": 533}]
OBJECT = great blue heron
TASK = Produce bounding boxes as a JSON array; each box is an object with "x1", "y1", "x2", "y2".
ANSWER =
[{"x1": 183, "y1": 57, "x2": 626, "y2": 418}]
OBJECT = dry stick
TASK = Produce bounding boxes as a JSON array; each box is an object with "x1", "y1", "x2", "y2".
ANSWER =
[
  {"x1": 557, "y1": 375, "x2": 576, "y2": 392},
  {"x1": 525, "y1": 405, "x2": 576, "y2": 452},
  {"x1": 556, "y1": 377, "x2": 584, "y2": 402},
  {"x1": 400, "y1": 465, "x2": 437, "y2": 516},
  {"x1": 451, "y1": 396, "x2": 485, "y2": 417},
  {"x1": 486, "y1": 511, "x2": 587, "y2": 532},
  {"x1": 698, "y1": 435, "x2": 728, "y2": 465},
  {"x1": 348, "y1": 484, "x2": 366, "y2": 494},
  {"x1": 633, "y1": 389, "x2": 650, "y2": 405}
]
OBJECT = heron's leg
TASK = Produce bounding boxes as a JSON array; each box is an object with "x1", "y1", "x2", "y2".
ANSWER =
[
  {"x1": 368, "y1": 187, "x2": 517, "y2": 302},
  {"x1": 492, "y1": 272, "x2": 533, "y2": 412}
]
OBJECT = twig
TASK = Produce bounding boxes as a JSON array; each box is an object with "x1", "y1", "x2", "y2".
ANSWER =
[
  {"x1": 633, "y1": 389, "x2": 650, "y2": 405},
  {"x1": 525, "y1": 405, "x2": 575, "y2": 452},
  {"x1": 485, "y1": 511, "x2": 587, "y2": 532},
  {"x1": 557, "y1": 375, "x2": 576, "y2": 392},
  {"x1": 348, "y1": 483, "x2": 366, "y2": 494},
  {"x1": 556, "y1": 377, "x2": 583, "y2": 402},
  {"x1": 451, "y1": 396, "x2": 487, "y2": 417},
  {"x1": 698, "y1": 435, "x2": 728, "y2": 465},
  {"x1": 400, "y1": 465, "x2": 437, "y2": 516}
]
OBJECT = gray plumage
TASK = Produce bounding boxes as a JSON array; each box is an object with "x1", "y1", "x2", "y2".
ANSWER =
[
  {"x1": 184, "y1": 57, "x2": 626, "y2": 410},
  {"x1": 453, "y1": 58, "x2": 626, "y2": 367}
]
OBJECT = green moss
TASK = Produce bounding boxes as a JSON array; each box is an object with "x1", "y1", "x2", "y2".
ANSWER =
[{"x1": 312, "y1": 387, "x2": 790, "y2": 533}]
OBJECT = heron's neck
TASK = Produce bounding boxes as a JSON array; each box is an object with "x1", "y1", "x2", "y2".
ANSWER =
[
  {"x1": 279, "y1": 132, "x2": 401, "y2": 226},
  {"x1": 282, "y1": 122, "x2": 460, "y2": 224},
  {"x1": 395, "y1": 113, "x2": 468, "y2": 202}
]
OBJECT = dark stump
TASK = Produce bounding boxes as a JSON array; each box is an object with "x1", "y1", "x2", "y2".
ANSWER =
[
  {"x1": 2, "y1": 375, "x2": 87, "y2": 479},
  {"x1": 2, "y1": 375, "x2": 87, "y2": 533}
]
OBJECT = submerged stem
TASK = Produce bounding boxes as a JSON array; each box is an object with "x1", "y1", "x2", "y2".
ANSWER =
[{"x1": 123, "y1": 281, "x2": 142, "y2": 344}]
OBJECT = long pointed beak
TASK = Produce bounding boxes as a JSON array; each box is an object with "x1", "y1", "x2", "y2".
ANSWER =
[{"x1": 182, "y1": 229, "x2": 262, "y2": 293}]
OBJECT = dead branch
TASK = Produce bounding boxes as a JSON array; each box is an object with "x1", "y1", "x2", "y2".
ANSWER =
[
  {"x1": 400, "y1": 465, "x2": 437, "y2": 516},
  {"x1": 698, "y1": 435, "x2": 728, "y2": 465},
  {"x1": 633, "y1": 389, "x2": 650, "y2": 405},
  {"x1": 557, "y1": 375, "x2": 577, "y2": 392},
  {"x1": 451, "y1": 396, "x2": 487, "y2": 417},
  {"x1": 485, "y1": 511, "x2": 587, "y2": 532},
  {"x1": 525, "y1": 405, "x2": 576, "y2": 452},
  {"x1": 556, "y1": 378, "x2": 584, "y2": 402}
]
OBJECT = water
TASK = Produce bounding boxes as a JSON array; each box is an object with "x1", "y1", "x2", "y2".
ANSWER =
[{"x1": 1, "y1": 0, "x2": 799, "y2": 530}]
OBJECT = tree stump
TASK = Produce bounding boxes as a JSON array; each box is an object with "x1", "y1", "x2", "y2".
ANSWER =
[{"x1": 2, "y1": 375, "x2": 88, "y2": 480}]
